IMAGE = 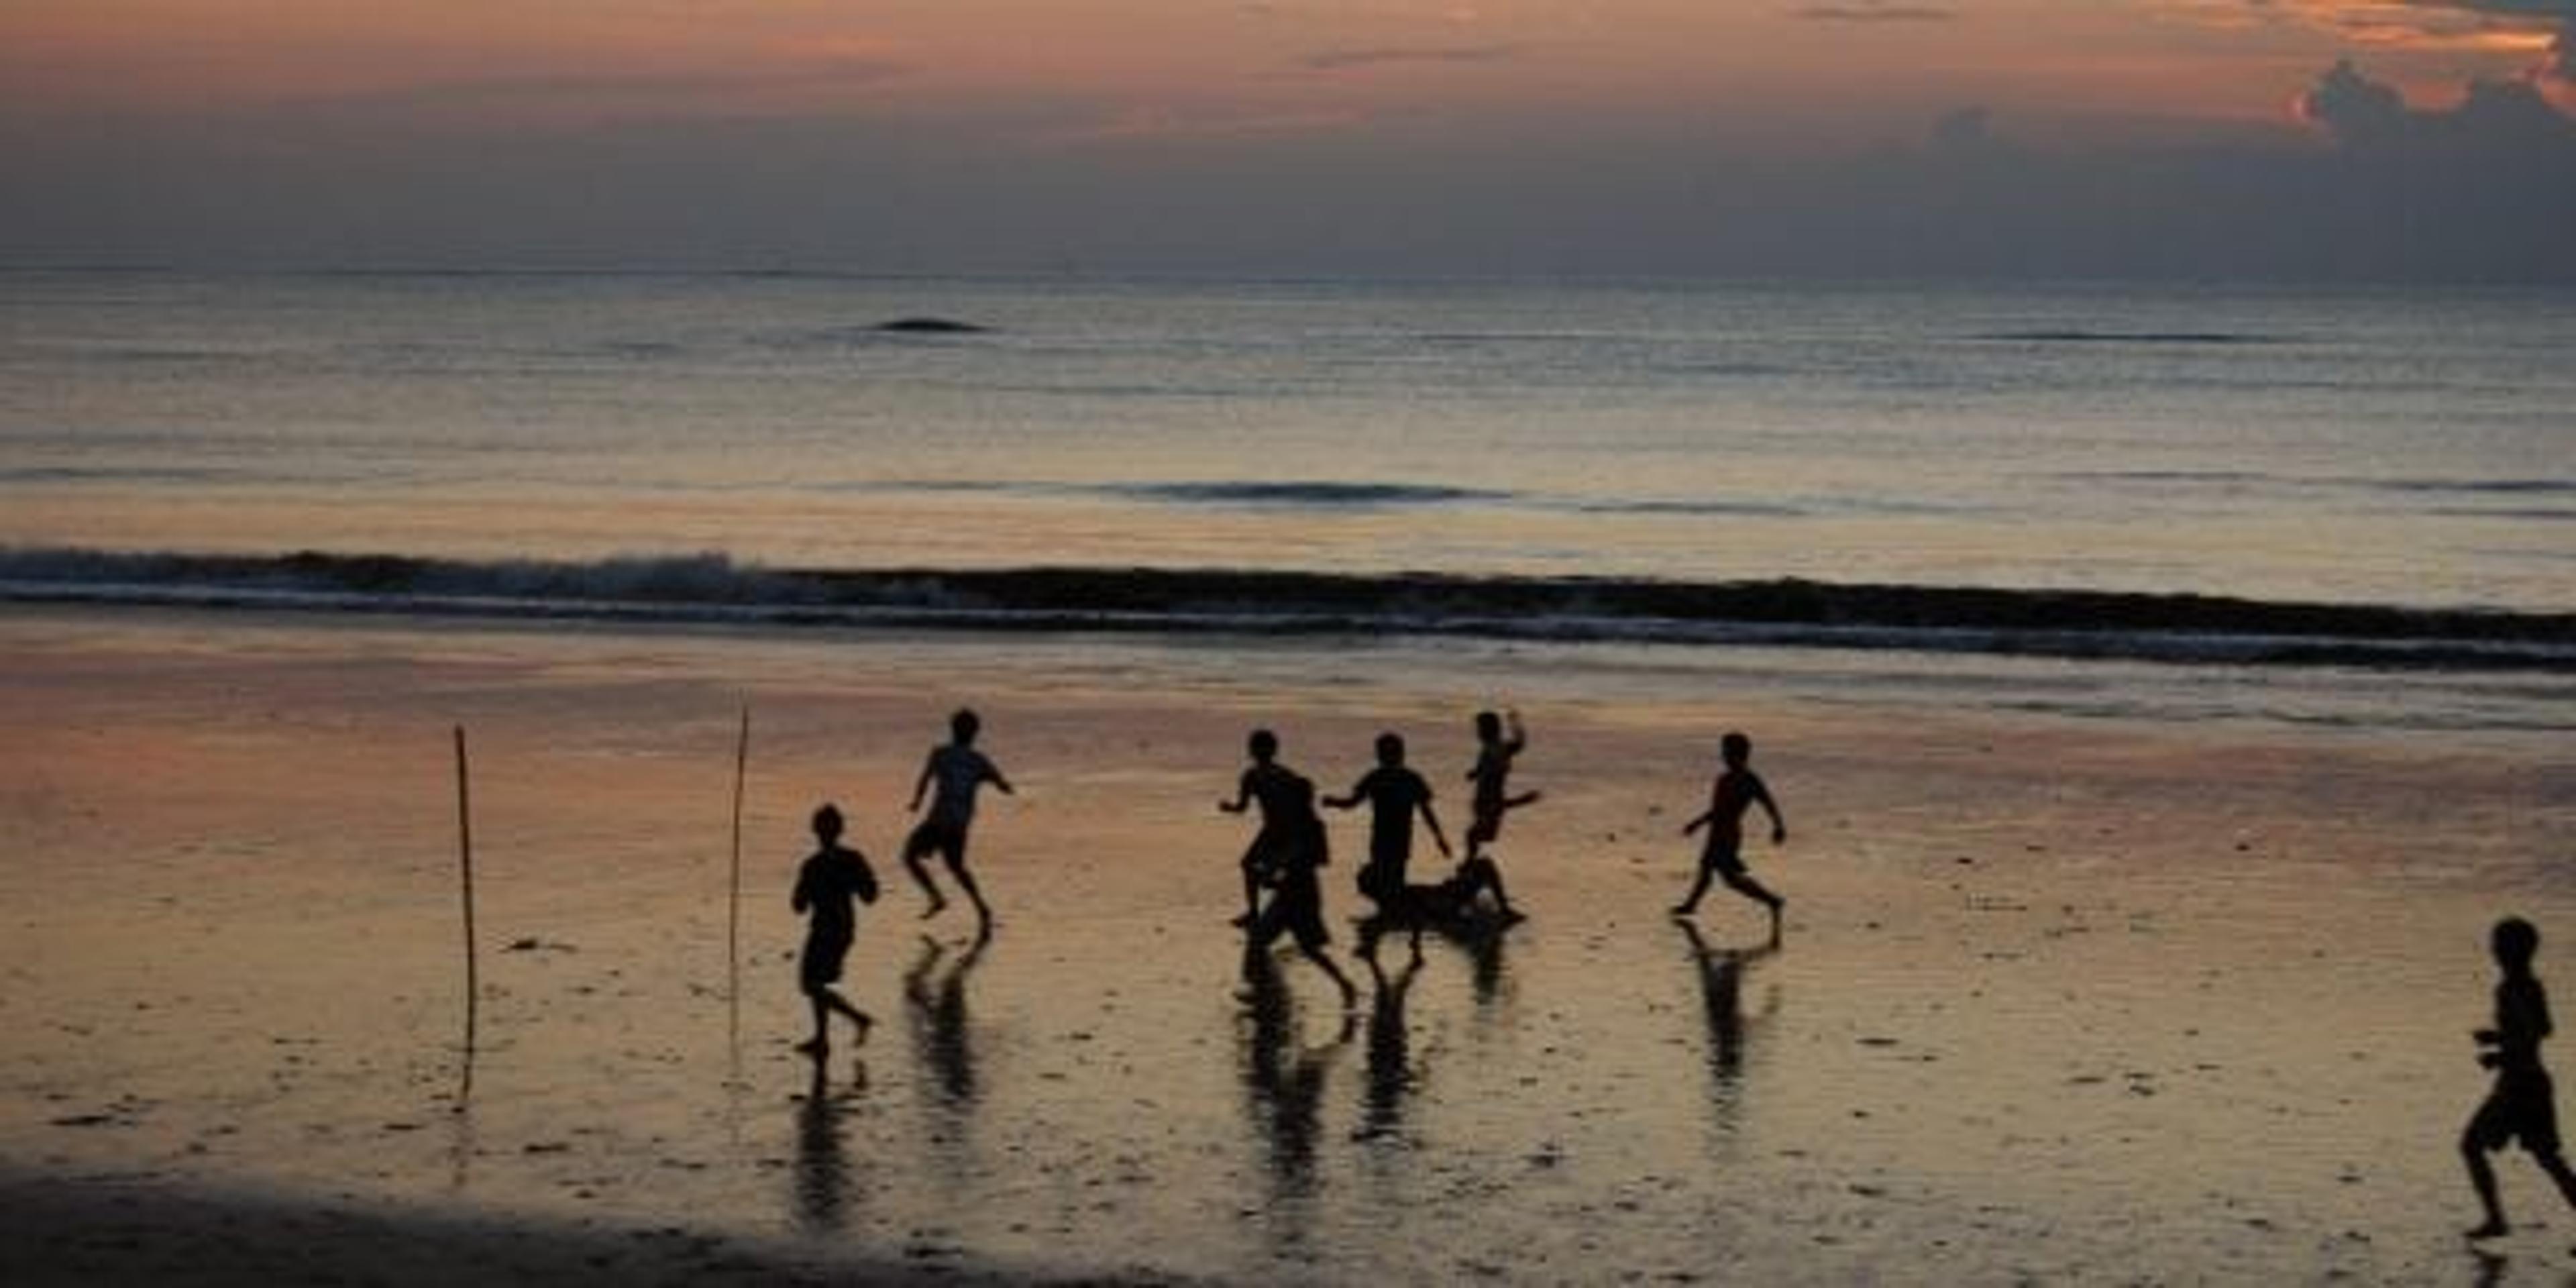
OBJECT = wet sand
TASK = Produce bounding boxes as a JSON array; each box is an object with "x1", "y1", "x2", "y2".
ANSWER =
[{"x1": 3, "y1": 604, "x2": 2571, "y2": 1284}]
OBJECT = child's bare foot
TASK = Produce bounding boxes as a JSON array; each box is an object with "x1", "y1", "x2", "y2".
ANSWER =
[
  {"x1": 2466, "y1": 1219, "x2": 2509, "y2": 1240},
  {"x1": 852, "y1": 1014, "x2": 873, "y2": 1044},
  {"x1": 920, "y1": 895, "x2": 947, "y2": 920},
  {"x1": 795, "y1": 1037, "x2": 828, "y2": 1057}
]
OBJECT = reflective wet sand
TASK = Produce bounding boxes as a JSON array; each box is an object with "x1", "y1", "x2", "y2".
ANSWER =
[{"x1": 3, "y1": 606, "x2": 2571, "y2": 1283}]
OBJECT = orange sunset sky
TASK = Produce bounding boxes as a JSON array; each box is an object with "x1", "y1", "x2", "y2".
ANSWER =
[{"x1": 5, "y1": 1, "x2": 2572, "y2": 278}]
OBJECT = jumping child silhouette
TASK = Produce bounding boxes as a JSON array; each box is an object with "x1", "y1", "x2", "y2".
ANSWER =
[{"x1": 902, "y1": 708, "x2": 1014, "y2": 931}]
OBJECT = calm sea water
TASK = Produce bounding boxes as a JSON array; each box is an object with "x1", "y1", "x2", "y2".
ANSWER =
[{"x1": 2, "y1": 270, "x2": 2570, "y2": 612}]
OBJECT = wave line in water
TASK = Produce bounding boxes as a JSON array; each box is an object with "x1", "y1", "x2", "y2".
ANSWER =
[{"x1": 1, "y1": 547, "x2": 2569, "y2": 672}]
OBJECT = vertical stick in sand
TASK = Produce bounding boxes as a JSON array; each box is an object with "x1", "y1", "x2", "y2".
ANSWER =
[
  {"x1": 453, "y1": 725, "x2": 479, "y2": 1070},
  {"x1": 728, "y1": 704, "x2": 750, "y2": 1042}
]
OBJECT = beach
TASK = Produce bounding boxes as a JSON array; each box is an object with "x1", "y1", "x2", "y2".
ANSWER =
[{"x1": 4, "y1": 601, "x2": 2570, "y2": 1283}]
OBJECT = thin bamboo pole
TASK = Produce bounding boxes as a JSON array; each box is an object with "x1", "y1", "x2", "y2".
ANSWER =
[
  {"x1": 729, "y1": 704, "x2": 749, "y2": 1002},
  {"x1": 453, "y1": 726, "x2": 478, "y2": 1059}
]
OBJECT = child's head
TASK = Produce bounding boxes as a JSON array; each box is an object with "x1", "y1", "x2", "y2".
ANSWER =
[
  {"x1": 1721, "y1": 731, "x2": 1752, "y2": 767},
  {"x1": 811, "y1": 803, "x2": 845, "y2": 843},
  {"x1": 2494, "y1": 916, "x2": 2542, "y2": 971},
  {"x1": 1474, "y1": 710, "x2": 1501, "y2": 743},
  {"x1": 1375, "y1": 732, "x2": 1406, "y2": 767},
  {"x1": 950, "y1": 708, "x2": 981, "y2": 745},
  {"x1": 1248, "y1": 729, "x2": 1279, "y2": 763}
]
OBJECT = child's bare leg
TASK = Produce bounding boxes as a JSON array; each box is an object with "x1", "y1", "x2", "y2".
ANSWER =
[
  {"x1": 1724, "y1": 871, "x2": 1784, "y2": 941},
  {"x1": 2535, "y1": 1147, "x2": 2576, "y2": 1212},
  {"x1": 799, "y1": 991, "x2": 831, "y2": 1055},
  {"x1": 2465, "y1": 1132, "x2": 2508, "y2": 1236},
  {"x1": 823, "y1": 989, "x2": 873, "y2": 1042},
  {"x1": 1236, "y1": 864, "x2": 1261, "y2": 927},
  {"x1": 1478, "y1": 859, "x2": 1525, "y2": 922},
  {"x1": 904, "y1": 839, "x2": 948, "y2": 918},
  {"x1": 1672, "y1": 860, "x2": 1716, "y2": 916},
  {"x1": 946, "y1": 854, "x2": 992, "y2": 928}
]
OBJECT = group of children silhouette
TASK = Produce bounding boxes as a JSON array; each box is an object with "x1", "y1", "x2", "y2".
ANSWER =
[
  {"x1": 783, "y1": 706, "x2": 2573, "y2": 1250},
  {"x1": 788, "y1": 706, "x2": 1790, "y2": 1043}
]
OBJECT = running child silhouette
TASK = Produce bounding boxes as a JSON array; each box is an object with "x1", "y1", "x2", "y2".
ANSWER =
[
  {"x1": 1324, "y1": 731, "x2": 1450, "y2": 912},
  {"x1": 1221, "y1": 728, "x2": 1311, "y2": 928},
  {"x1": 792, "y1": 804, "x2": 879, "y2": 1056},
  {"x1": 1222, "y1": 729, "x2": 1358, "y2": 1008},
  {"x1": 903, "y1": 708, "x2": 1014, "y2": 932},
  {"x1": 1670, "y1": 731, "x2": 1787, "y2": 942},
  {"x1": 2463, "y1": 916, "x2": 2576, "y2": 1243}
]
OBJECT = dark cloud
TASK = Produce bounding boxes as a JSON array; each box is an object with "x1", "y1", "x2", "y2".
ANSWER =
[
  {"x1": 1794, "y1": 3, "x2": 1956, "y2": 21},
  {"x1": 2300, "y1": 58, "x2": 2411, "y2": 146},
  {"x1": 2302, "y1": 57, "x2": 2576, "y2": 150},
  {"x1": 1299, "y1": 46, "x2": 1517, "y2": 71}
]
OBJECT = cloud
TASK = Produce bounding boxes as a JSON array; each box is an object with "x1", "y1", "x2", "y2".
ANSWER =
[
  {"x1": 1793, "y1": 3, "x2": 1957, "y2": 20},
  {"x1": 2300, "y1": 58, "x2": 2413, "y2": 144},
  {"x1": 1299, "y1": 45, "x2": 1518, "y2": 70},
  {"x1": 2300, "y1": 55, "x2": 2576, "y2": 146}
]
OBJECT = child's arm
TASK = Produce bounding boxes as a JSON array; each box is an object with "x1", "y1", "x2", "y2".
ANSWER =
[
  {"x1": 1503, "y1": 790, "x2": 1541, "y2": 810},
  {"x1": 1420, "y1": 799, "x2": 1452, "y2": 857},
  {"x1": 1680, "y1": 809, "x2": 1711, "y2": 837},
  {"x1": 792, "y1": 862, "x2": 814, "y2": 913},
  {"x1": 908, "y1": 751, "x2": 936, "y2": 812},
  {"x1": 985, "y1": 759, "x2": 1016, "y2": 796},
  {"x1": 1219, "y1": 769, "x2": 1252, "y2": 814},
  {"x1": 1754, "y1": 773, "x2": 1787, "y2": 844}
]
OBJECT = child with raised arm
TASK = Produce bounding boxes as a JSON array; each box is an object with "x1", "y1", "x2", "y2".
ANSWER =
[
  {"x1": 2463, "y1": 916, "x2": 2576, "y2": 1242},
  {"x1": 903, "y1": 708, "x2": 1014, "y2": 932},
  {"x1": 1324, "y1": 731, "x2": 1450, "y2": 912},
  {"x1": 1672, "y1": 731, "x2": 1787, "y2": 941},
  {"x1": 792, "y1": 804, "x2": 879, "y2": 1056},
  {"x1": 1458, "y1": 708, "x2": 1536, "y2": 923}
]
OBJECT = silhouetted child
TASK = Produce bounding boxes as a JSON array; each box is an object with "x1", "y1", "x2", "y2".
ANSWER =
[
  {"x1": 1325, "y1": 731, "x2": 1450, "y2": 911},
  {"x1": 792, "y1": 804, "x2": 879, "y2": 1056},
  {"x1": 1672, "y1": 731, "x2": 1786, "y2": 941},
  {"x1": 2463, "y1": 916, "x2": 2576, "y2": 1242},
  {"x1": 1221, "y1": 729, "x2": 1311, "y2": 927},
  {"x1": 1459, "y1": 708, "x2": 1536, "y2": 923},
  {"x1": 1223, "y1": 729, "x2": 1357, "y2": 1008},
  {"x1": 903, "y1": 708, "x2": 1013, "y2": 930}
]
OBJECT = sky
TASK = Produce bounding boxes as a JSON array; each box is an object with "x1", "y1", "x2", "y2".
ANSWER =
[{"x1": 5, "y1": 1, "x2": 2573, "y2": 281}]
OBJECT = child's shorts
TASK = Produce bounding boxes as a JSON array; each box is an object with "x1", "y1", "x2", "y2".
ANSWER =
[
  {"x1": 800, "y1": 932, "x2": 852, "y2": 990},
  {"x1": 2470, "y1": 1067, "x2": 2563, "y2": 1156}
]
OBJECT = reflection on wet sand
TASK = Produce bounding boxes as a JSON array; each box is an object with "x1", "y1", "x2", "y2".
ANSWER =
[
  {"x1": 1360, "y1": 953, "x2": 1424, "y2": 1144},
  {"x1": 792, "y1": 1056, "x2": 866, "y2": 1233},
  {"x1": 1678, "y1": 918, "x2": 1778, "y2": 1136},
  {"x1": 905, "y1": 931, "x2": 989, "y2": 1176},
  {"x1": 1240, "y1": 947, "x2": 1355, "y2": 1234}
]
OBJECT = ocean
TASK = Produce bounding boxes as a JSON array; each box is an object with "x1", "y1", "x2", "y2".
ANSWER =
[{"x1": 2, "y1": 270, "x2": 2569, "y2": 673}]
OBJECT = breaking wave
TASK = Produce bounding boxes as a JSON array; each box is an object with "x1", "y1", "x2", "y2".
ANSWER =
[{"x1": 4, "y1": 547, "x2": 2571, "y2": 672}]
